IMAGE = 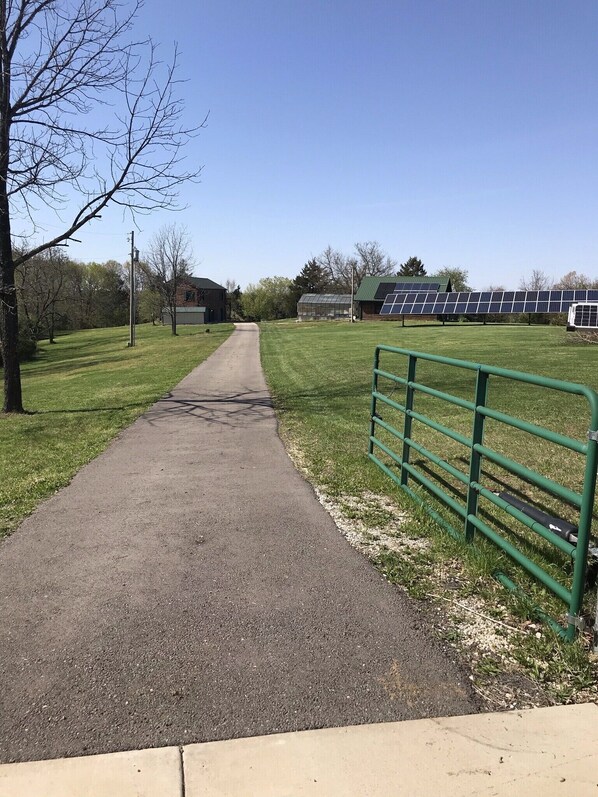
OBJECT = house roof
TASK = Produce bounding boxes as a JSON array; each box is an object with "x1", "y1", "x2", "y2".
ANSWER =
[
  {"x1": 355, "y1": 275, "x2": 452, "y2": 302},
  {"x1": 181, "y1": 276, "x2": 226, "y2": 291}
]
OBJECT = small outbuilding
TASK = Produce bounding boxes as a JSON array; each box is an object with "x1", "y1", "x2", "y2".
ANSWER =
[
  {"x1": 355, "y1": 275, "x2": 452, "y2": 320},
  {"x1": 297, "y1": 293, "x2": 352, "y2": 321}
]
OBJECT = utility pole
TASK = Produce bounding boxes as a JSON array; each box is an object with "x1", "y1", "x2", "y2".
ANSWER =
[
  {"x1": 350, "y1": 263, "x2": 355, "y2": 323},
  {"x1": 128, "y1": 231, "x2": 139, "y2": 347}
]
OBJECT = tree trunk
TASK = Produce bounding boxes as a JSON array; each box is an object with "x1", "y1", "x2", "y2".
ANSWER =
[
  {"x1": 0, "y1": 25, "x2": 24, "y2": 412},
  {"x1": 171, "y1": 278, "x2": 177, "y2": 335},
  {"x1": 0, "y1": 260, "x2": 24, "y2": 413},
  {"x1": 0, "y1": 206, "x2": 24, "y2": 412}
]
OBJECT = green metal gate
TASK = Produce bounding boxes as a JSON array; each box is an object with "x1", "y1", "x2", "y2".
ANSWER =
[{"x1": 368, "y1": 345, "x2": 598, "y2": 641}]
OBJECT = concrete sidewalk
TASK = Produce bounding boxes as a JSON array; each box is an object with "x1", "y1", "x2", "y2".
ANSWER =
[
  {"x1": 0, "y1": 323, "x2": 476, "y2": 764},
  {"x1": 1, "y1": 704, "x2": 597, "y2": 796}
]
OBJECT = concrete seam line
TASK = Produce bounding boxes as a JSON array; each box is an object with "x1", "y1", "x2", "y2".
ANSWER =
[{"x1": 179, "y1": 746, "x2": 185, "y2": 797}]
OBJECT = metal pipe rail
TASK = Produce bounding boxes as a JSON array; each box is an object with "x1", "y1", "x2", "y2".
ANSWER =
[{"x1": 368, "y1": 345, "x2": 598, "y2": 641}]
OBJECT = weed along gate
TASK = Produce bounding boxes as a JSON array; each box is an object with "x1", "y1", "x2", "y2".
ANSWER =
[{"x1": 368, "y1": 344, "x2": 598, "y2": 643}]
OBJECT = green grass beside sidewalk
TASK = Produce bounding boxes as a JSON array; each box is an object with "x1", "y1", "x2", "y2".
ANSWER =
[
  {"x1": 260, "y1": 320, "x2": 598, "y2": 700},
  {"x1": 0, "y1": 323, "x2": 233, "y2": 537}
]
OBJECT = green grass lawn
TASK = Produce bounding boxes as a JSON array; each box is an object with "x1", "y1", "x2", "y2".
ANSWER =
[
  {"x1": 261, "y1": 320, "x2": 598, "y2": 499},
  {"x1": 0, "y1": 322, "x2": 233, "y2": 536},
  {"x1": 260, "y1": 319, "x2": 598, "y2": 657}
]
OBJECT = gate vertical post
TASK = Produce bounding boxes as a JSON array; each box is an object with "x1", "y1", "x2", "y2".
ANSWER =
[
  {"x1": 368, "y1": 347, "x2": 380, "y2": 455},
  {"x1": 465, "y1": 368, "x2": 489, "y2": 542},
  {"x1": 400, "y1": 354, "x2": 417, "y2": 486},
  {"x1": 570, "y1": 420, "x2": 598, "y2": 643}
]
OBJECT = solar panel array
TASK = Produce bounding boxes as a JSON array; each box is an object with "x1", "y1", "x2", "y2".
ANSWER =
[
  {"x1": 573, "y1": 303, "x2": 598, "y2": 329},
  {"x1": 380, "y1": 289, "x2": 598, "y2": 316},
  {"x1": 374, "y1": 281, "x2": 439, "y2": 300},
  {"x1": 374, "y1": 282, "x2": 400, "y2": 300}
]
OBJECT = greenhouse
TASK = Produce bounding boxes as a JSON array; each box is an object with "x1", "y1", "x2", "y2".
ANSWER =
[{"x1": 297, "y1": 293, "x2": 352, "y2": 321}]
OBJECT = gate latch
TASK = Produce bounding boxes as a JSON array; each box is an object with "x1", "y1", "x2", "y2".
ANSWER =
[
  {"x1": 588, "y1": 429, "x2": 598, "y2": 442},
  {"x1": 566, "y1": 613, "x2": 586, "y2": 632}
]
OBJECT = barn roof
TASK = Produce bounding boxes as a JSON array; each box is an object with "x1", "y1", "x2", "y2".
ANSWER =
[{"x1": 355, "y1": 275, "x2": 451, "y2": 302}]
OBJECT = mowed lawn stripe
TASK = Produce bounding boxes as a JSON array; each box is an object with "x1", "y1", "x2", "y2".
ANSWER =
[{"x1": 260, "y1": 321, "x2": 598, "y2": 497}]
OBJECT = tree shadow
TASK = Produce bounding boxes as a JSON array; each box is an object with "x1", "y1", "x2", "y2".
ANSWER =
[
  {"x1": 34, "y1": 402, "x2": 148, "y2": 415},
  {"x1": 24, "y1": 353, "x2": 132, "y2": 377},
  {"x1": 143, "y1": 388, "x2": 274, "y2": 429}
]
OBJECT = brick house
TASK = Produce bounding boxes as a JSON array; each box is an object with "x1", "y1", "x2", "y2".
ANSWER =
[{"x1": 164, "y1": 276, "x2": 227, "y2": 325}]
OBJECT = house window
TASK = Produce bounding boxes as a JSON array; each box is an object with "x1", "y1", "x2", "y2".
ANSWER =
[
  {"x1": 185, "y1": 290, "x2": 195, "y2": 302},
  {"x1": 198, "y1": 289, "x2": 206, "y2": 301}
]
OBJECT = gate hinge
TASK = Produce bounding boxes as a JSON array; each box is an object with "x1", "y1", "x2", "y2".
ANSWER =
[
  {"x1": 566, "y1": 613, "x2": 586, "y2": 632},
  {"x1": 588, "y1": 429, "x2": 598, "y2": 442}
]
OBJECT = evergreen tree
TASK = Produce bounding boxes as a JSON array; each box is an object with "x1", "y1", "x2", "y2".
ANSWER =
[
  {"x1": 398, "y1": 256, "x2": 426, "y2": 276},
  {"x1": 291, "y1": 258, "x2": 331, "y2": 305},
  {"x1": 293, "y1": 259, "x2": 330, "y2": 295}
]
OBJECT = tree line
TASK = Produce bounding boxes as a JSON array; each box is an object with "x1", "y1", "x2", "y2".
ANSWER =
[
  {"x1": 235, "y1": 247, "x2": 597, "y2": 323},
  {"x1": 12, "y1": 239, "x2": 598, "y2": 342},
  {"x1": 5, "y1": 244, "x2": 185, "y2": 365},
  {"x1": 238, "y1": 243, "x2": 468, "y2": 321}
]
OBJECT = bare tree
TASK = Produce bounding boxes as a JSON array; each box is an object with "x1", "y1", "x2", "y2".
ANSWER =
[
  {"x1": 225, "y1": 277, "x2": 243, "y2": 321},
  {"x1": 554, "y1": 270, "x2": 598, "y2": 290},
  {"x1": 0, "y1": 0, "x2": 203, "y2": 411},
  {"x1": 317, "y1": 242, "x2": 396, "y2": 292},
  {"x1": 519, "y1": 269, "x2": 553, "y2": 291},
  {"x1": 316, "y1": 246, "x2": 346, "y2": 287},
  {"x1": 354, "y1": 241, "x2": 397, "y2": 281},
  {"x1": 15, "y1": 247, "x2": 68, "y2": 342},
  {"x1": 143, "y1": 224, "x2": 193, "y2": 336}
]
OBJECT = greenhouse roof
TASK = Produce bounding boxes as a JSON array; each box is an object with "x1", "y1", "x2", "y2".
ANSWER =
[{"x1": 297, "y1": 293, "x2": 352, "y2": 304}]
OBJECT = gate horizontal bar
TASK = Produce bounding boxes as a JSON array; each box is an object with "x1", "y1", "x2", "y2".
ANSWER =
[
  {"x1": 477, "y1": 406, "x2": 586, "y2": 455},
  {"x1": 370, "y1": 344, "x2": 598, "y2": 642},
  {"x1": 474, "y1": 444, "x2": 582, "y2": 508}
]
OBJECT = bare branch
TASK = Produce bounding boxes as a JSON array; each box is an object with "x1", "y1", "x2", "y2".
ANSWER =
[{"x1": 0, "y1": 0, "x2": 204, "y2": 410}]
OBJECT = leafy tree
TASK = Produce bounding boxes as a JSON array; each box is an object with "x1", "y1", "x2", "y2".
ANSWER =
[
  {"x1": 143, "y1": 224, "x2": 193, "y2": 336},
  {"x1": 86, "y1": 262, "x2": 128, "y2": 328},
  {"x1": 0, "y1": 0, "x2": 202, "y2": 412},
  {"x1": 241, "y1": 277, "x2": 295, "y2": 321},
  {"x1": 398, "y1": 256, "x2": 426, "y2": 276},
  {"x1": 431, "y1": 267, "x2": 471, "y2": 292}
]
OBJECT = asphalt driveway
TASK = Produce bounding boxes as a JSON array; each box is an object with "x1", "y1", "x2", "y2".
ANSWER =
[{"x1": 0, "y1": 323, "x2": 477, "y2": 763}]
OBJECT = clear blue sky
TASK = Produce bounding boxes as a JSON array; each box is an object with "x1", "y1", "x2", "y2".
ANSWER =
[{"x1": 60, "y1": 0, "x2": 598, "y2": 289}]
